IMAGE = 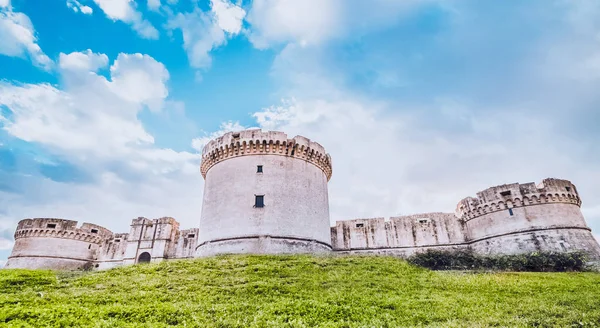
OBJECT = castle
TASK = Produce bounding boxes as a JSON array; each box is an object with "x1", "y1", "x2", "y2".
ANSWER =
[{"x1": 5, "y1": 129, "x2": 600, "y2": 270}]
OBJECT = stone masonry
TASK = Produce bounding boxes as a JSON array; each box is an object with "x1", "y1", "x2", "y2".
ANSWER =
[{"x1": 5, "y1": 129, "x2": 600, "y2": 270}]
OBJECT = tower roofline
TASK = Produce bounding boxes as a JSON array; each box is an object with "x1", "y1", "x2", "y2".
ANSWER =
[{"x1": 200, "y1": 129, "x2": 333, "y2": 181}]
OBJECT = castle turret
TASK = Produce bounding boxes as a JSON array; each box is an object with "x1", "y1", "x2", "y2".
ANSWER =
[
  {"x1": 196, "y1": 129, "x2": 333, "y2": 256},
  {"x1": 5, "y1": 218, "x2": 112, "y2": 270},
  {"x1": 456, "y1": 178, "x2": 600, "y2": 259}
]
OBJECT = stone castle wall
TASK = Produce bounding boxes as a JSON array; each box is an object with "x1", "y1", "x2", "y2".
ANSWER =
[{"x1": 4, "y1": 130, "x2": 600, "y2": 270}]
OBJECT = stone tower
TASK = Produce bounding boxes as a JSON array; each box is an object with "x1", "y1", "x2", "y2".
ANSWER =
[
  {"x1": 456, "y1": 178, "x2": 600, "y2": 259},
  {"x1": 5, "y1": 218, "x2": 112, "y2": 270},
  {"x1": 196, "y1": 129, "x2": 333, "y2": 256}
]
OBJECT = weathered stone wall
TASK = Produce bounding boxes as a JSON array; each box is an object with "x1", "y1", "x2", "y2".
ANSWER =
[
  {"x1": 331, "y1": 213, "x2": 467, "y2": 256},
  {"x1": 96, "y1": 233, "x2": 129, "y2": 270},
  {"x1": 174, "y1": 228, "x2": 199, "y2": 259},
  {"x1": 5, "y1": 218, "x2": 112, "y2": 270},
  {"x1": 196, "y1": 129, "x2": 333, "y2": 256},
  {"x1": 123, "y1": 217, "x2": 180, "y2": 265}
]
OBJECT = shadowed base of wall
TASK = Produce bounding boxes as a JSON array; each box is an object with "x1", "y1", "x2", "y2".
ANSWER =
[
  {"x1": 469, "y1": 227, "x2": 600, "y2": 261},
  {"x1": 5, "y1": 256, "x2": 94, "y2": 270},
  {"x1": 196, "y1": 235, "x2": 332, "y2": 257}
]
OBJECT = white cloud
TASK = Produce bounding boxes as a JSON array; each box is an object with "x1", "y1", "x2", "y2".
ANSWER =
[
  {"x1": 67, "y1": 0, "x2": 93, "y2": 15},
  {"x1": 59, "y1": 49, "x2": 108, "y2": 71},
  {"x1": 167, "y1": 0, "x2": 244, "y2": 71},
  {"x1": 0, "y1": 50, "x2": 170, "y2": 157},
  {"x1": 93, "y1": 0, "x2": 159, "y2": 39},
  {"x1": 0, "y1": 0, "x2": 10, "y2": 9},
  {"x1": 147, "y1": 0, "x2": 161, "y2": 12},
  {"x1": 211, "y1": 0, "x2": 245, "y2": 34},
  {"x1": 245, "y1": 0, "x2": 424, "y2": 48},
  {"x1": 0, "y1": 51, "x2": 202, "y2": 256},
  {"x1": 0, "y1": 5, "x2": 52, "y2": 70}
]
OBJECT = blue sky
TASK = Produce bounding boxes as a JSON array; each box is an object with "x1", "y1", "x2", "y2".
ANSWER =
[{"x1": 1, "y1": 0, "x2": 600, "y2": 265}]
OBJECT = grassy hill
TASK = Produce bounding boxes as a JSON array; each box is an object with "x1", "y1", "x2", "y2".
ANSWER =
[{"x1": 1, "y1": 255, "x2": 600, "y2": 327}]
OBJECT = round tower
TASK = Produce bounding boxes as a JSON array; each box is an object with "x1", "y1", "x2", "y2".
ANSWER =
[
  {"x1": 456, "y1": 178, "x2": 600, "y2": 259},
  {"x1": 196, "y1": 129, "x2": 333, "y2": 256},
  {"x1": 5, "y1": 218, "x2": 112, "y2": 270}
]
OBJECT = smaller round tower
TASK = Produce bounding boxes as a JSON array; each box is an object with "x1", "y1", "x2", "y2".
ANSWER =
[
  {"x1": 456, "y1": 178, "x2": 600, "y2": 259},
  {"x1": 5, "y1": 218, "x2": 112, "y2": 270},
  {"x1": 196, "y1": 129, "x2": 333, "y2": 256}
]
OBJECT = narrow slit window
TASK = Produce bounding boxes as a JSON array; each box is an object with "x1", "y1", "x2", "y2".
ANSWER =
[
  {"x1": 255, "y1": 195, "x2": 264, "y2": 208},
  {"x1": 257, "y1": 165, "x2": 263, "y2": 173},
  {"x1": 508, "y1": 208, "x2": 514, "y2": 216}
]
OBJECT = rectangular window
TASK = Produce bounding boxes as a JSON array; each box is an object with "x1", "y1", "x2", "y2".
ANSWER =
[
  {"x1": 91, "y1": 229, "x2": 98, "y2": 234},
  {"x1": 500, "y1": 191, "x2": 512, "y2": 196},
  {"x1": 508, "y1": 208, "x2": 514, "y2": 216},
  {"x1": 257, "y1": 165, "x2": 263, "y2": 173},
  {"x1": 47, "y1": 223, "x2": 56, "y2": 229},
  {"x1": 565, "y1": 187, "x2": 571, "y2": 192},
  {"x1": 114, "y1": 239, "x2": 121, "y2": 243},
  {"x1": 188, "y1": 234, "x2": 196, "y2": 238},
  {"x1": 356, "y1": 223, "x2": 364, "y2": 228},
  {"x1": 255, "y1": 195, "x2": 264, "y2": 208}
]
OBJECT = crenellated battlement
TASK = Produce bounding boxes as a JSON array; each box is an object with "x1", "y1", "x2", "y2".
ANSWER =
[
  {"x1": 13, "y1": 218, "x2": 113, "y2": 244},
  {"x1": 455, "y1": 179, "x2": 581, "y2": 221},
  {"x1": 200, "y1": 129, "x2": 333, "y2": 181}
]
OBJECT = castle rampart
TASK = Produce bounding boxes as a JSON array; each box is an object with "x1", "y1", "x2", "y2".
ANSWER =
[{"x1": 4, "y1": 130, "x2": 600, "y2": 270}]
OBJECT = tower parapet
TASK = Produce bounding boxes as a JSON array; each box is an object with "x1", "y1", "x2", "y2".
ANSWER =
[
  {"x1": 6, "y1": 218, "x2": 112, "y2": 270},
  {"x1": 200, "y1": 129, "x2": 332, "y2": 181}
]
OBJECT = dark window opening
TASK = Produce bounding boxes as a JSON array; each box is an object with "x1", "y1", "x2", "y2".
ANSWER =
[
  {"x1": 418, "y1": 219, "x2": 429, "y2": 224},
  {"x1": 188, "y1": 234, "x2": 196, "y2": 238},
  {"x1": 508, "y1": 208, "x2": 514, "y2": 216},
  {"x1": 91, "y1": 229, "x2": 98, "y2": 234},
  {"x1": 47, "y1": 223, "x2": 56, "y2": 229},
  {"x1": 500, "y1": 191, "x2": 512, "y2": 196},
  {"x1": 255, "y1": 195, "x2": 264, "y2": 208},
  {"x1": 114, "y1": 239, "x2": 121, "y2": 242},
  {"x1": 257, "y1": 165, "x2": 263, "y2": 173},
  {"x1": 356, "y1": 223, "x2": 364, "y2": 228},
  {"x1": 232, "y1": 132, "x2": 240, "y2": 138},
  {"x1": 88, "y1": 244, "x2": 91, "y2": 249},
  {"x1": 138, "y1": 252, "x2": 151, "y2": 264},
  {"x1": 565, "y1": 187, "x2": 571, "y2": 192}
]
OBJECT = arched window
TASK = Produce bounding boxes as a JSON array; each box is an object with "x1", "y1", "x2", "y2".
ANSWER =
[{"x1": 138, "y1": 252, "x2": 151, "y2": 264}]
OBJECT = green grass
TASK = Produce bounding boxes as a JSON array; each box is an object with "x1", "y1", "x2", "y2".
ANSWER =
[{"x1": 1, "y1": 255, "x2": 600, "y2": 327}]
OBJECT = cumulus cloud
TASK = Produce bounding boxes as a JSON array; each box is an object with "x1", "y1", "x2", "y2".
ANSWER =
[
  {"x1": 93, "y1": 0, "x2": 158, "y2": 39},
  {"x1": 167, "y1": 0, "x2": 245, "y2": 72},
  {"x1": 0, "y1": 4, "x2": 52, "y2": 70},
  {"x1": 67, "y1": 0, "x2": 93, "y2": 15},
  {"x1": 0, "y1": 50, "x2": 202, "y2": 254},
  {"x1": 59, "y1": 49, "x2": 108, "y2": 71}
]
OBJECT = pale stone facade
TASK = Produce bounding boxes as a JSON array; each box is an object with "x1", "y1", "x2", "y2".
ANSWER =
[{"x1": 4, "y1": 129, "x2": 600, "y2": 270}]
